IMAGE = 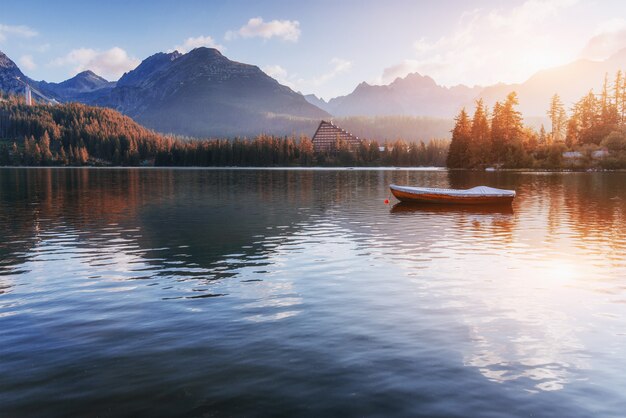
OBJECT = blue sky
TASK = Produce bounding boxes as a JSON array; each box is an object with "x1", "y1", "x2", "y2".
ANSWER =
[{"x1": 1, "y1": 0, "x2": 625, "y2": 98}]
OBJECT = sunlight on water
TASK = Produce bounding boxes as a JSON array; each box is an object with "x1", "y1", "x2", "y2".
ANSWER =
[{"x1": 0, "y1": 168, "x2": 625, "y2": 417}]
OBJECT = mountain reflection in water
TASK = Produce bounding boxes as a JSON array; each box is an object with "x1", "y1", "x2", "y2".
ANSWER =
[{"x1": 0, "y1": 168, "x2": 625, "y2": 417}]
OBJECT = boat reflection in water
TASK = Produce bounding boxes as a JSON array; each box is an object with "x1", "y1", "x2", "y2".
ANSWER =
[{"x1": 390, "y1": 202, "x2": 514, "y2": 215}]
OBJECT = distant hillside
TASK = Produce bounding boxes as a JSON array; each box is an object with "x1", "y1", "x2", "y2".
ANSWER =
[
  {"x1": 336, "y1": 116, "x2": 453, "y2": 142},
  {"x1": 38, "y1": 70, "x2": 115, "y2": 101},
  {"x1": 307, "y1": 73, "x2": 480, "y2": 118}
]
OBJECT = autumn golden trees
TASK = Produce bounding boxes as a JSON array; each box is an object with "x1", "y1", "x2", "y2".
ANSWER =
[
  {"x1": 548, "y1": 94, "x2": 566, "y2": 144},
  {"x1": 0, "y1": 99, "x2": 162, "y2": 166},
  {"x1": 448, "y1": 92, "x2": 530, "y2": 168},
  {"x1": 447, "y1": 71, "x2": 626, "y2": 169}
]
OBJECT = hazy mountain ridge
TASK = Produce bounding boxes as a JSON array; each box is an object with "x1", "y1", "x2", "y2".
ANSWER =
[
  {"x1": 38, "y1": 70, "x2": 116, "y2": 101},
  {"x1": 305, "y1": 48, "x2": 626, "y2": 119},
  {"x1": 317, "y1": 74, "x2": 481, "y2": 118}
]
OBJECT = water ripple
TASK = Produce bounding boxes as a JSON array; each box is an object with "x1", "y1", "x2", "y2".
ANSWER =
[{"x1": 0, "y1": 168, "x2": 625, "y2": 417}]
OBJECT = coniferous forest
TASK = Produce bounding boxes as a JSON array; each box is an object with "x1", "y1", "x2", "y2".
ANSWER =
[
  {"x1": 447, "y1": 71, "x2": 626, "y2": 169},
  {"x1": 4, "y1": 70, "x2": 626, "y2": 170},
  {"x1": 0, "y1": 94, "x2": 448, "y2": 167}
]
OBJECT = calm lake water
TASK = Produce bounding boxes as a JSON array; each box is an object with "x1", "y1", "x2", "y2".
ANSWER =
[{"x1": 1, "y1": 168, "x2": 625, "y2": 417}]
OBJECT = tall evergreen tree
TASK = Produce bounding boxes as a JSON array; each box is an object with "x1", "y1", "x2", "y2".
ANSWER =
[
  {"x1": 600, "y1": 73, "x2": 619, "y2": 129},
  {"x1": 491, "y1": 92, "x2": 525, "y2": 166},
  {"x1": 298, "y1": 136, "x2": 314, "y2": 166},
  {"x1": 11, "y1": 142, "x2": 20, "y2": 165},
  {"x1": 547, "y1": 94, "x2": 567, "y2": 143},
  {"x1": 446, "y1": 108, "x2": 472, "y2": 168},
  {"x1": 621, "y1": 73, "x2": 626, "y2": 123},
  {"x1": 39, "y1": 130, "x2": 53, "y2": 165},
  {"x1": 469, "y1": 99, "x2": 490, "y2": 167},
  {"x1": 539, "y1": 124, "x2": 547, "y2": 145}
]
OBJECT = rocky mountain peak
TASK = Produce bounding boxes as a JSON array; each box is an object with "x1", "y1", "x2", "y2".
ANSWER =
[{"x1": 0, "y1": 50, "x2": 27, "y2": 94}]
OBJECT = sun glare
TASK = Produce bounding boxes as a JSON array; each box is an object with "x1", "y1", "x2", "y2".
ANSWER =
[
  {"x1": 518, "y1": 50, "x2": 567, "y2": 79},
  {"x1": 543, "y1": 260, "x2": 580, "y2": 284}
]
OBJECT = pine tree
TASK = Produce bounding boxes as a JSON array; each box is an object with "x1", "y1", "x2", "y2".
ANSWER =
[
  {"x1": 539, "y1": 124, "x2": 547, "y2": 145},
  {"x1": 571, "y1": 91, "x2": 601, "y2": 145},
  {"x1": 621, "y1": 74, "x2": 626, "y2": 124},
  {"x1": 614, "y1": 70, "x2": 622, "y2": 111},
  {"x1": 78, "y1": 146, "x2": 89, "y2": 165},
  {"x1": 0, "y1": 144, "x2": 9, "y2": 166},
  {"x1": 469, "y1": 99, "x2": 490, "y2": 167},
  {"x1": 23, "y1": 135, "x2": 40, "y2": 165},
  {"x1": 600, "y1": 73, "x2": 619, "y2": 128},
  {"x1": 32, "y1": 143, "x2": 42, "y2": 166},
  {"x1": 299, "y1": 136, "x2": 314, "y2": 166},
  {"x1": 490, "y1": 101, "x2": 504, "y2": 162},
  {"x1": 565, "y1": 115, "x2": 579, "y2": 148},
  {"x1": 11, "y1": 142, "x2": 20, "y2": 165},
  {"x1": 39, "y1": 131, "x2": 53, "y2": 165},
  {"x1": 368, "y1": 141, "x2": 380, "y2": 164},
  {"x1": 58, "y1": 146, "x2": 68, "y2": 165},
  {"x1": 601, "y1": 73, "x2": 610, "y2": 117},
  {"x1": 446, "y1": 108, "x2": 472, "y2": 168},
  {"x1": 615, "y1": 70, "x2": 626, "y2": 124},
  {"x1": 547, "y1": 94, "x2": 567, "y2": 143},
  {"x1": 491, "y1": 92, "x2": 525, "y2": 166}
]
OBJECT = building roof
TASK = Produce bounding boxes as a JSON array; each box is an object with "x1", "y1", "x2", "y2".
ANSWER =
[{"x1": 311, "y1": 120, "x2": 361, "y2": 152}]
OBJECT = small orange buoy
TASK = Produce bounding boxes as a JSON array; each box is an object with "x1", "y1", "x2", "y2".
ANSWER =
[{"x1": 384, "y1": 199, "x2": 389, "y2": 204}]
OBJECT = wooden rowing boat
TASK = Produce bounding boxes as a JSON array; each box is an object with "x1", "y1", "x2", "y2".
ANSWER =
[{"x1": 389, "y1": 184, "x2": 516, "y2": 205}]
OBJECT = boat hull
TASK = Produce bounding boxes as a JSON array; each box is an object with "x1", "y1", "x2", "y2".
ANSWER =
[{"x1": 390, "y1": 187, "x2": 515, "y2": 205}]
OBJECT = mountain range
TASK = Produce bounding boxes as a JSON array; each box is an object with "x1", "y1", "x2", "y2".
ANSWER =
[
  {"x1": 2, "y1": 47, "x2": 626, "y2": 138},
  {"x1": 307, "y1": 74, "x2": 481, "y2": 118},
  {"x1": 0, "y1": 48, "x2": 329, "y2": 137},
  {"x1": 305, "y1": 47, "x2": 626, "y2": 120}
]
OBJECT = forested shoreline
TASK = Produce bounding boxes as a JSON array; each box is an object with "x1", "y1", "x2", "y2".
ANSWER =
[
  {"x1": 4, "y1": 69, "x2": 626, "y2": 170},
  {"x1": 447, "y1": 71, "x2": 626, "y2": 169},
  {"x1": 0, "y1": 96, "x2": 448, "y2": 167}
]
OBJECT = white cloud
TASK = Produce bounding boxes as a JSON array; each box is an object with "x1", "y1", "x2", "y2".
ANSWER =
[
  {"x1": 263, "y1": 58, "x2": 352, "y2": 93},
  {"x1": 486, "y1": 0, "x2": 578, "y2": 29},
  {"x1": 225, "y1": 17, "x2": 300, "y2": 42},
  {"x1": 379, "y1": 0, "x2": 580, "y2": 86},
  {"x1": 380, "y1": 60, "x2": 421, "y2": 84},
  {"x1": 34, "y1": 43, "x2": 51, "y2": 52},
  {"x1": 580, "y1": 18, "x2": 626, "y2": 60},
  {"x1": 312, "y1": 58, "x2": 352, "y2": 86},
  {"x1": 169, "y1": 35, "x2": 224, "y2": 53},
  {"x1": 262, "y1": 64, "x2": 291, "y2": 84},
  {"x1": 19, "y1": 54, "x2": 36, "y2": 71},
  {"x1": 0, "y1": 23, "x2": 37, "y2": 42},
  {"x1": 50, "y1": 47, "x2": 140, "y2": 81}
]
